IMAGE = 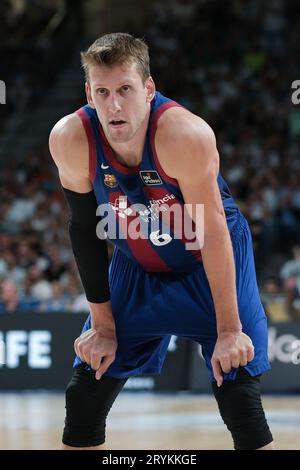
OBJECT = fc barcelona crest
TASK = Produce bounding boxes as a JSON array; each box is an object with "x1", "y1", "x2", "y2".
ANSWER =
[{"x1": 104, "y1": 174, "x2": 118, "y2": 188}]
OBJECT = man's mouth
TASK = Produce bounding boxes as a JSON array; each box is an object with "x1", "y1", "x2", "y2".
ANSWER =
[{"x1": 109, "y1": 120, "x2": 126, "y2": 128}]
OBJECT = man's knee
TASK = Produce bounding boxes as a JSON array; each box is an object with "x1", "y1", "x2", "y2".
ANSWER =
[
  {"x1": 212, "y1": 368, "x2": 273, "y2": 450},
  {"x1": 63, "y1": 366, "x2": 127, "y2": 448}
]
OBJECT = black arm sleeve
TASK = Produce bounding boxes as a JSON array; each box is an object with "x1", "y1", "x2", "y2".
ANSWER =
[{"x1": 63, "y1": 187, "x2": 110, "y2": 303}]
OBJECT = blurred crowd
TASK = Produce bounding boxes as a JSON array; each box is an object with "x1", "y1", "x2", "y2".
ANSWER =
[
  {"x1": 0, "y1": 0, "x2": 81, "y2": 131},
  {"x1": 0, "y1": 149, "x2": 91, "y2": 313},
  {"x1": 0, "y1": 0, "x2": 87, "y2": 313},
  {"x1": 0, "y1": 0, "x2": 299, "y2": 319}
]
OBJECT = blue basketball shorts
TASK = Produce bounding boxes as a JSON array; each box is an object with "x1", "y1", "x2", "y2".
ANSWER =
[{"x1": 74, "y1": 213, "x2": 271, "y2": 382}]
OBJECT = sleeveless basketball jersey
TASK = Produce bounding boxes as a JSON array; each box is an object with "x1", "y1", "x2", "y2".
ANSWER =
[{"x1": 76, "y1": 91, "x2": 240, "y2": 273}]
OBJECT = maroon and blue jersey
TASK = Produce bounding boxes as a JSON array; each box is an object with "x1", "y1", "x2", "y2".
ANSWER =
[
  {"x1": 77, "y1": 91, "x2": 241, "y2": 273},
  {"x1": 74, "y1": 92, "x2": 271, "y2": 381}
]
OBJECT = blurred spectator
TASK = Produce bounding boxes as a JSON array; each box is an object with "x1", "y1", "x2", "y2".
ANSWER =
[
  {"x1": 39, "y1": 281, "x2": 73, "y2": 312},
  {"x1": 72, "y1": 293, "x2": 90, "y2": 313},
  {"x1": 0, "y1": 279, "x2": 40, "y2": 313},
  {"x1": 280, "y1": 245, "x2": 300, "y2": 320},
  {"x1": 263, "y1": 277, "x2": 281, "y2": 295},
  {"x1": 27, "y1": 265, "x2": 52, "y2": 301},
  {"x1": 44, "y1": 246, "x2": 67, "y2": 282},
  {"x1": 0, "y1": 250, "x2": 26, "y2": 287}
]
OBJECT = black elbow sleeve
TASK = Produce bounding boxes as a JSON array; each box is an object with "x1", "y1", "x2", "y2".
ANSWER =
[{"x1": 63, "y1": 188, "x2": 110, "y2": 303}]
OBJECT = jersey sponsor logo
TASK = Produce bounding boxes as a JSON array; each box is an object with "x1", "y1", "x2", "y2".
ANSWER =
[
  {"x1": 110, "y1": 196, "x2": 133, "y2": 218},
  {"x1": 139, "y1": 170, "x2": 162, "y2": 185},
  {"x1": 109, "y1": 194, "x2": 175, "y2": 222},
  {"x1": 98, "y1": 193, "x2": 203, "y2": 250},
  {"x1": 101, "y1": 163, "x2": 109, "y2": 170},
  {"x1": 139, "y1": 194, "x2": 175, "y2": 222},
  {"x1": 104, "y1": 174, "x2": 118, "y2": 188},
  {"x1": 99, "y1": 194, "x2": 181, "y2": 245}
]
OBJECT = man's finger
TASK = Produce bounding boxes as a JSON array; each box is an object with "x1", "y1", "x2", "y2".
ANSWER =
[
  {"x1": 212, "y1": 358, "x2": 223, "y2": 387},
  {"x1": 74, "y1": 338, "x2": 79, "y2": 356},
  {"x1": 239, "y1": 349, "x2": 248, "y2": 367},
  {"x1": 79, "y1": 347, "x2": 90, "y2": 365},
  {"x1": 219, "y1": 356, "x2": 231, "y2": 374},
  {"x1": 247, "y1": 345, "x2": 255, "y2": 362},
  {"x1": 230, "y1": 352, "x2": 240, "y2": 369},
  {"x1": 95, "y1": 355, "x2": 115, "y2": 380},
  {"x1": 74, "y1": 339, "x2": 88, "y2": 363},
  {"x1": 91, "y1": 353, "x2": 102, "y2": 371}
]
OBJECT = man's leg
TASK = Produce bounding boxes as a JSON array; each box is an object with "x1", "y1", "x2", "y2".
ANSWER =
[
  {"x1": 211, "y1": 368, "x2": 274, "y2": 450},
  {"x1": 62, "y1": 365, "x2": 127, "y2": 450}
]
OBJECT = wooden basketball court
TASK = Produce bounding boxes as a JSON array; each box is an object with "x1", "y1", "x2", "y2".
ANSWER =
[{"x1": 0, "y1": 392, "x2": 299, "y2": 450}]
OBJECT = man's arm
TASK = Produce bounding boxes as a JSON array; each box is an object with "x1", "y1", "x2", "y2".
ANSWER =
[
  {"x1": 156, "y1": 108, "x2": 254, "y2": 386},
  {"x1": 49, "y1": 113, "x2": 117, "y2": 379}
]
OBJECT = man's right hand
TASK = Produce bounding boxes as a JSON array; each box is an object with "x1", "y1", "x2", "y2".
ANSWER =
[{"x1": 74, "y1": 326, "x2": 117, "y2": 380}]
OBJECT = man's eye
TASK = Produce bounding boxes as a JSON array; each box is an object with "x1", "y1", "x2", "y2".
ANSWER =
[
  {"x1": 122, "y1": 85, "x2": 130, "y2": 92},
  {"x1": 97, "y1": 89, "x2": 107, "y2": 95}
]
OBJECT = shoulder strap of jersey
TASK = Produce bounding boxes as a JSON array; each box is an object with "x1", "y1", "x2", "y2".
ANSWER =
[{"x1": 149, "y1": 94, "x2": 182, "y2": 186}]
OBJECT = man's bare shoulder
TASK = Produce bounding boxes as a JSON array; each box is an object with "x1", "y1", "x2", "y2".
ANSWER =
[
  {"x1": 49, "y1": 112, "x2": 87, "y2": 161},
  {"x1": 157, "y1": 106, "x2": 216, "y2": 147},
  {"x1": 49, "y1": 112, "x2": 90, "y2": 188},
  {"x1": 155, "y1": 106, "x2": 218, "y2": 178}
]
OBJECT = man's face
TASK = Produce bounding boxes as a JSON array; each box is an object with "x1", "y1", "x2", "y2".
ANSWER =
[{"x1": 86, "y1": 62, "x2": 155, "y2": 143}]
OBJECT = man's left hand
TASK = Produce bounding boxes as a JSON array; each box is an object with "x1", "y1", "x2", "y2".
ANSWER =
[{"x1": 211, "y1": 331, "x2": 254, "y2": 387}]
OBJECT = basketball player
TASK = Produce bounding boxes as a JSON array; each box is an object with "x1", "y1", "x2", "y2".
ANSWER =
[{"x1": 49, "y1": 33, "x2": 274, "y2": 450}]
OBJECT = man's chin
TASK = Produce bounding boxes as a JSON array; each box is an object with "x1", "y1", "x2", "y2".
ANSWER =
[{"x1": 108, "y1": 131, "x2": 133, "y2": 143}]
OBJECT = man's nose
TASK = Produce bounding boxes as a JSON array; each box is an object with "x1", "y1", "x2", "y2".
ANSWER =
[{"x1": 108, "y1": 93, "x2": 121, "y2": 113}]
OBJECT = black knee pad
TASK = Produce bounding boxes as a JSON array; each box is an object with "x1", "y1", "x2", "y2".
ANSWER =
[
  {"x1": 62, "y1": 365, "x2": 127, "y2": 447},
  {"x1": 212, "y1": 368, "x2": 273, "y2": 450}
]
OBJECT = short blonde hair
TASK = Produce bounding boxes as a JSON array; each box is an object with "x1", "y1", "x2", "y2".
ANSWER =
[{"x1": 81, "y1": 32, "x2": 150, "y2": 83}]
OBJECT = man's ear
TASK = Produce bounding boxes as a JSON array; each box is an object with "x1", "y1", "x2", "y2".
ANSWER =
[
  {"x1": 146, "y1": 76, "x2": 156, "y2": 103},
  {"x1": 85, "y1": 82, "x2": 95, "y2": 108}
]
